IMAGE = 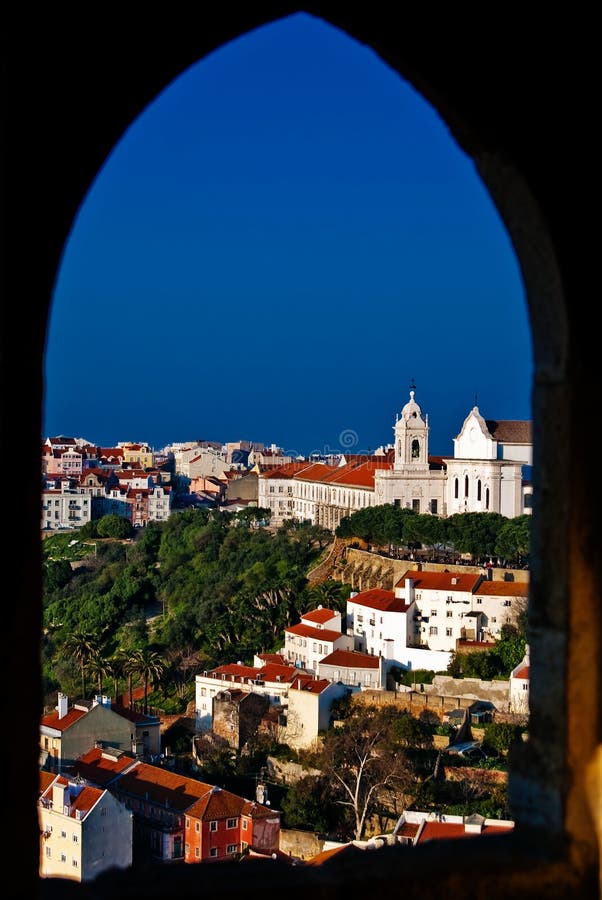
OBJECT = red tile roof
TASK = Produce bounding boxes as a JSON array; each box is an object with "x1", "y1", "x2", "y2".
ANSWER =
[
  {"x1": 320, "y1": 649, "x2": 380, "y2": 669},
  {"x1": 513, "y1": 665, "x2": 530, "y2": 679},
  {"x1": 306, "y1": 843, "x2": 366, "y2": 865},
  {"x1": 285, "y1": 623, "x2": 343, "y2": 642},
  {"x1": 395, "y1": 570, "x2": 483, "y2": 592},
  {"x1": 258, "y1": 462, "x2": 313, "y2": 479},
  {"x1": 417, "y1": 819, "x2": 514, "y2": 843},
  {"x1": 115, "y1": 762, "x2": 275, "y2": 821},
  {"x1": 348, "y1": 588, "x2": 411, "y2": 613},
  {"x1": 474, "y1": 580, "x2": 529, "y2": 598},
  {"x1": 301, "y1": 607, "x2": 338, "y2": 625},
  {"x1": 40, "y1": 706, "x2": 87, "y2": 732},
  {"x1": 73, "y1": 746, "x2": 137, "y2": 786}
]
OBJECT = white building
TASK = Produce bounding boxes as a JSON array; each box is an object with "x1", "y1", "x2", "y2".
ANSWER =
[
  {"x1": 283, "y1": 678, "x2": 349, "y2": 750},
  {"x1": 318, "y1": 648, "x2": 386, "y2": 690},
  {"x1": 41, "y1": 481, "x2": 93, "y2": 531},
  {"x1": 283, "y1": 619, "x2": 353, "y2": 674},
  {"x1": 509, "y1": 645, "x2": 530, "y2": 715},
  {"x1": 375, "y1": 387, "x2": 532, "y2": 518}
]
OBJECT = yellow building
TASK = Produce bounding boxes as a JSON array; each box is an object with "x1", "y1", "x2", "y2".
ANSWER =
[{"x1": 39, "y1": 772, "x2": 132, "y2": 882}]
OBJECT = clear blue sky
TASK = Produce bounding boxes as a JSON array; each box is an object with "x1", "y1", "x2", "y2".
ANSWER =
[{"x1": 43, "y1": 12, "x2": 532, "y2": 459}]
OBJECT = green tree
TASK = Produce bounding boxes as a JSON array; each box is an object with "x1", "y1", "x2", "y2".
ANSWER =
[
  {"x1": 281, "y1": 775, "x2": 343, "y2": 834},
  {"x1": 96, "y1": 514, "x2": 134, "y2": 540},
  {"x1": 62, "y1": 628, "x2": 98, "y2": 699},
  {"x1": 317, "y1": 705, "x2": 413, "y2": 840},
  {"x1": 133, "y1": 648, "x2": 166, "y2": 714},
  {"x1": 87, "y1": 649, "x2": 111, "y2": 697},
  {"x1": 483, "y1": 722, "x2": 524, "y2": 754}
]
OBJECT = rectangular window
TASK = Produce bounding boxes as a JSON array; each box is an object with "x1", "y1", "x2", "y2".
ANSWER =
[
  {"x1": 429, "y1": 626, "x2": 438, "y2": 636},
  {"x1": 227, "y1": 844, "x2": 238, "y2": 854},
  {"x1": 476, "y1": 598, "x2": 483, "y2": 605},
  {"x1": 226, "y1": 818, "x2": 238, "y2": 829},
  {"x1": 185, "y1": 817, "x2": 190, "y2": 829},
  {"x1": 60, "y1": 854, "x2": 66, "y2": 863},
  {"x1": 61, "y1": 830, "x2": 67, "y2": 839},
  {"x1": 72, "y1": 834, "x2": 78, "y2": 842},
  {"x1": 431, "y1": 609, "x2": 437, "y2": 617},
  {"x1": 447, "y1": 610, "x2": 453, "y2": 618},
  {"x1": 45, "y1": 847, "x2": 51, "y2": 858},
  {"x1": 242, "y1": 820, "x2": 248, "y2": 831},
  {"x1": 195, "y1": 821, "x2": 200, "y2": 832},
  {"x1": 72, "y1": 859, "x2": 78, "y2": 868},
  {"x1": 209, "y1": 821, "x2": 217, "y2": 832},
  {"x1": 446, "y1": 627, "x2": 453, "y2": 636},
  {"x1": 210, "y1": 848, "x2": 218, "y2": 858},
  {"x1": 195, "y1": 847, "x2": 200, "y2": 858}
]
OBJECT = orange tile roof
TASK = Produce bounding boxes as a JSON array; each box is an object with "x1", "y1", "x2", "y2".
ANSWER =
[
  {"x1": 259, "y1": 462, "x2": 313, "y2": 479},
  {"x1": 208, "y1": 661, "x2": 301, "y2": 685},
  {"x1": 39, "y1": 771, "x2": 56, "y2": 794},
  {"x1": 285, "y1": 623, "x2": 343, "y2": 642},
  {"x1": 306, "y1": 843, "x2": 366, "y2": 865},
  {"x1": 116, "y1": 762, "x2": 274, "y2": 821},
  {"x1": 348, "y1": 588, "x2": 411, "y2": 613},
  {"x1": 293, "y1": 463, "x2": 337, "y2": 482},
  {"x1": 513, "y1": 665, "x2": 530, "y2": 679},
  {"x1": 395, "y1": 570, "x2": 483, "y2": 592},
  {"x1": 417, "y1": 819, "x2": 514, "y2": 843},
  {"x1": 320, "y1": 649, "x2": 380, "y2": 668},
  {"x1": 40, "y1": 706, "x2": 87, "y2": 732},
  {"x1": 289, "y1": 677, "x2": 333, "y2": 694},
  {"x1": 74, "y1": 746, "x2": 138, "y2": 786},
  {"x1": 474, "y1": 580, "x2": 529, "y2": 597},
  {"x1": 301, "y1": 607, "x2": 338, "y2": 625}
]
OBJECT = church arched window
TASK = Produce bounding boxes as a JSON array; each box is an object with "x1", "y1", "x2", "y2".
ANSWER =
[
  {"x1": 411, "y1": 439, "x2": 420, "y2": 459},
  {"x1": 464, "y1": 475, "x2": 469, "y2": 497},
  {"x1": 454, "y1": 478, "x2": 459, "y2": 499},
  {"x1": 486, "y1": 488, "x2": 490, "y2": 510},
  {"x1": 477, "y1": 480, "x2": 482, "y2": 501}
]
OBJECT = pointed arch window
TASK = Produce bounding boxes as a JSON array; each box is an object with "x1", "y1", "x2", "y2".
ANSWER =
[
  {"x1": 477, "y1": 480, "x2": 482, "y2": 501},
  {"x1": 485, "y1": 487, "x2": 490, "y2": 510},
  {"x1": 464, "y1": 475, "x2": 469, "y2": 497},
  {"x1": 454, "y1": 478, "x2": 459, "y2": 499}
]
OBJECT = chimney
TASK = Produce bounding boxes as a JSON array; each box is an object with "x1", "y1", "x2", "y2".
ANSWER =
[
  {"x1": 57, "y1": 692, "x2": 68, "y2": 719},
  {"x1": 52, "y1": 781, "x2": 67, "y2": 811}
]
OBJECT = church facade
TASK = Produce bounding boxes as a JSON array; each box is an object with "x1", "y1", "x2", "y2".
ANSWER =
[{"x1": 374, "y1": 388, "x2": 532, "y2": 519}]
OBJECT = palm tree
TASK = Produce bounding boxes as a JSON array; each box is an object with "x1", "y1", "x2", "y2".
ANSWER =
[
  {"x1": 123, "y1": 649, "x2": 144, "y2": 710},
  {"x1": 136, "y1": 649, "x2": 166, "y2": 714},
  {"x1": 87, "y1": 649, "x2": 111, "y2": 698},
  {"x1": 106, "y1": 652, "x2": 127, "y2": 704},
  {"x1": 63, "y1": 628, "x2": 97, "y2": 699}
]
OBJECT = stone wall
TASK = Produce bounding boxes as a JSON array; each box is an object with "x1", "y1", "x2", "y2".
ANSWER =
[{"x1": 335, "y1": 547, "x2": 529, "y2": 593}]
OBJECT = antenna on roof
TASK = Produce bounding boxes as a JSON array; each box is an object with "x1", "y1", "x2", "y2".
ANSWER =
[{"x1": 409, "y1": 377, "x2": 416, "y2": 391}]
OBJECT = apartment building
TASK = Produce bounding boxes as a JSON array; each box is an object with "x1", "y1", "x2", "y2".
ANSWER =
[
  {"x1": 40, "y1": 693, "x2": 160, "y2": 771},
  {"x1": 39, "y1": 771, "x2": 132, "y2": 882}
]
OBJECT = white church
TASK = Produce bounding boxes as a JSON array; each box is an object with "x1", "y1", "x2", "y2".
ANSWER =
[
  {"x1": 257, "y1": 387, "x2": 532, "y2": 528},
  {"x1": 374, "y1": 386, "x2": 532, "y2": 519}
]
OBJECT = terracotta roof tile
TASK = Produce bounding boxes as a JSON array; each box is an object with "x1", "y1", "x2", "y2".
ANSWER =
[
  {"x1": 348, "y1": 588, "x2": 411, "y2": 613},
  {"x1": 285, "y1": 623, "x2": 343, "y2": 642},
  {"x1": 320, "y1": 649, "x2": 380, "y2": 668},
  {"x1": 395, "y1": 570, "x2": 483, "y2": 592},
  {"x1": 301, "y1": 608, "x2": 338, "y2": 625}
]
